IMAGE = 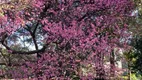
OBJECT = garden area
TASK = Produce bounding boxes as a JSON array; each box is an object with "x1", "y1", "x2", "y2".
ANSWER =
[{"x1": 0, "y1": 0, "x2": 142, "y2": 80}]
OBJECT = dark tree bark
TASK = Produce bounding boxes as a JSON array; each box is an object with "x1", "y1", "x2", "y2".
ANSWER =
[{"x1": 110, "y1": 50, "x2": 115, "y2": 77}]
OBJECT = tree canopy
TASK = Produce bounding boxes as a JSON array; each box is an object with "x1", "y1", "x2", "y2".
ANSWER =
[{"x1": 0, "y1": 0, "x2": 134, "y2": 79}]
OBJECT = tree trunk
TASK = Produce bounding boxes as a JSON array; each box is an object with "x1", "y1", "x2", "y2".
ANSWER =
[
  {"x1": 110, "y1": 50, "x2": 115, "y2": 77},
  {"x1": 95, "y1": 52, "x2": 105, "y2": 80},
  {"x1": 128, "y1": 60, "x2": 131, "y2": 80}
]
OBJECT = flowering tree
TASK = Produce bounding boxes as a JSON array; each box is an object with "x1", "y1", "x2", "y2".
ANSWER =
[{"x1": 0, "y1": 0, "x2": 134, "y2": 79}]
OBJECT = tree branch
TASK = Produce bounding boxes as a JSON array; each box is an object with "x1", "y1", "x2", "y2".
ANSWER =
[
  {"x1": 33, "y1": 22, "x2": 39, "y2": 35},
  {"x1": 1, "y1": 42, "x2": 47, "y2": 54},
  {"x1": 25, "y1": 22, "x2": 40, "y2": 57},
  {"x1": 78, "y1": 7, "x2": 110, "y2": 21},
  {"x1": 0, "y1": 35, "x2": 47, "y2": 55}
]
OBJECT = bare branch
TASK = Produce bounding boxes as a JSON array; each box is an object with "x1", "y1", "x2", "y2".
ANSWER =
[{"x1": 1, "y1": 42, "x2": 47, "y2": 54}]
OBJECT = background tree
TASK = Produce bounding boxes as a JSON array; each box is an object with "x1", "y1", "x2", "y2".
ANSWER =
[
  {"x1": 130, "y1": 36, "x2": 142, "y2": 74},
  {"x1": 125, "y1": 0, "x2": 142, "y2": 79}
]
